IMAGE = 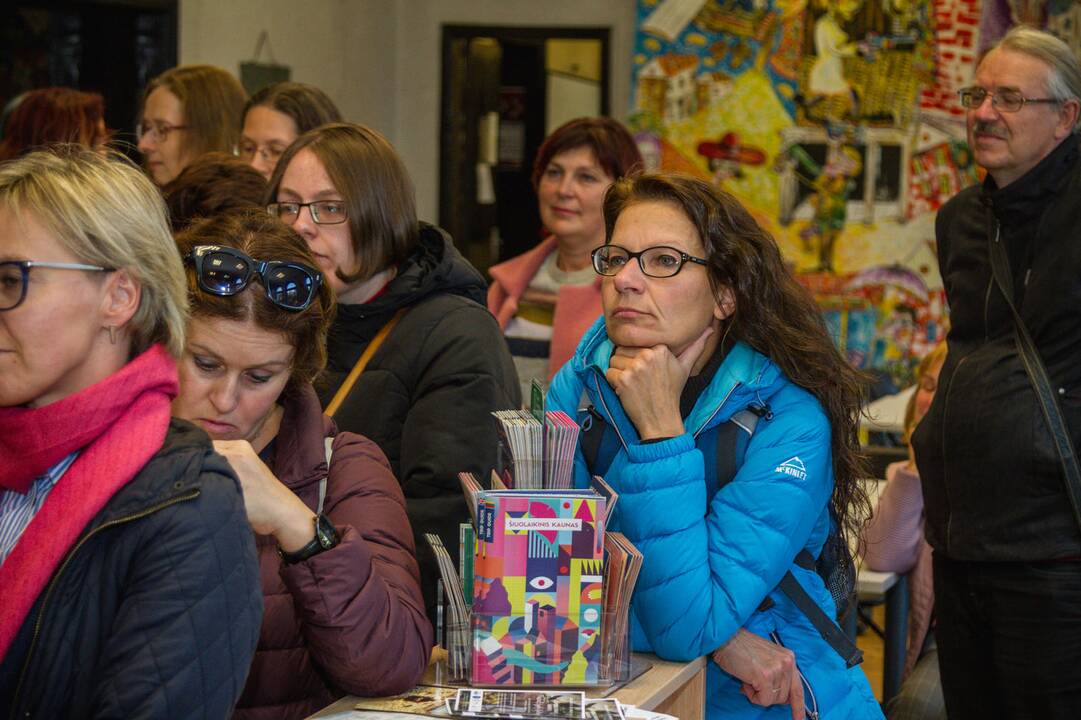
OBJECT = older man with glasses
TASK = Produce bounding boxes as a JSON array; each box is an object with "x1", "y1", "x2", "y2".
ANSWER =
[{"x1": 911, "y1": 26, "x2": 1081, "y2": 719}]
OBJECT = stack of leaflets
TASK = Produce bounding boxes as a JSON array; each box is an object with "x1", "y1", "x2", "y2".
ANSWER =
[
  {"x1": 599, "y1": 532, "x2": 643, "y2": 683},
  {"x1": 494, "y1": 410, "x2": 544, "y2": 489},
  {"x1": 493, "y1": 409, "x2": 581, "y2": 490},
  {"x1": 472, "y1": 486, "x2": 607, "y2": 686},
  {"x1": 543, "y1": 411, "x2": 579, "y2": 489},
  {"x1": 426, "y1": 533, "x2": 472, "y2": 679}
]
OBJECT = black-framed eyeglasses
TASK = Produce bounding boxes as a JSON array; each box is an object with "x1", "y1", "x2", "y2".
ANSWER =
[
  {"x1": 267, "y1": 201, "x2": 348, "y2": 226},
  {"x1": 186, "y1": 245, "x2": 323, "y2": 311},
  {"x1": 957, "y1": 86, "x2": 1061, "y2": 113},
  {"x1": 136, "y1": 120, "x2": 188, "y2": 143},
  {"x1": 0, "y1": 261, "x2": 113, "y2": 311},
  {"x1": 591, "y1": 244, "x2": 709, "y2": 279}
]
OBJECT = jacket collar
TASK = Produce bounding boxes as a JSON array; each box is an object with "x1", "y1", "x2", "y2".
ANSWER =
[
  {"x1": 570, "y1": 316, "x2": 779, "y2": 439},
  {"x1": 982, "y1": 134, "x2": 1079, "y2": 225},
  {"x1": 270, "y1": 382, "x2": 333, "y2": 492}
]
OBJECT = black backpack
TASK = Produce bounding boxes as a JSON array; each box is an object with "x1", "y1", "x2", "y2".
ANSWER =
[{"x1": 578, "y1": 401, "x2": 863, "y2": 669}]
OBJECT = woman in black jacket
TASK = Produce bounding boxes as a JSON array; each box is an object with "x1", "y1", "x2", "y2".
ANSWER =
[
  {"x1": 0, "y1": 147, "x2": 262, "y2": 718},
  {"x1": 267, "y1": 123, "x2": 520, "y2": 625}
]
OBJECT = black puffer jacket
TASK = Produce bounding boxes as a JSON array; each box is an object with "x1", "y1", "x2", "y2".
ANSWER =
[
  {"x1": 914, "y1": 135, "x2": 1081, "y2": 561},
  {"x1": 0, "y1": 420, "x2": 263, "y2": 719},
  {"x1": 318, "y1": 223, "x2": 521, "y2": 625}
]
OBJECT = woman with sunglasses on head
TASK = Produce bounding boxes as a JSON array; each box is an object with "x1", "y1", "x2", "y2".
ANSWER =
[
  {"x1": 173, "y1": 209, "x2": 432, "y2": 719},
  {"x1": 267, "y1": 123, "x2": 520, "y2": 626},
  {"x1": 488, "y1": 117, "x2": 642, "y2": 395},
  {"x1": 138, "y1": 65, "x2": 247, "y2": 186},
  {"x1": 239, "y1": 82, "x2": 342, "y2": 179},
  {"x1": 546, "y1": 174, "x2": 881, "y2": 719},
  {"x1": 0, "y1": 147, "x2": 261, "y2": 718}
]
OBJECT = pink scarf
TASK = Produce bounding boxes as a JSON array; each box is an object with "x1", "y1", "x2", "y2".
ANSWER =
[{"x1": 0, "y1": 345, "x2": 177, "y2": 658}]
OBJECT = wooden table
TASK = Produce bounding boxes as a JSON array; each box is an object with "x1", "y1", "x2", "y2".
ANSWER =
[{"x1": 306, "y1": 653, "x2": 706, "y2": 720}]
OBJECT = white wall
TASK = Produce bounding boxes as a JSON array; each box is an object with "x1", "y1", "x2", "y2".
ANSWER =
[{"x1": 179, "y1": 0, "x2": 636, "y2": 222}]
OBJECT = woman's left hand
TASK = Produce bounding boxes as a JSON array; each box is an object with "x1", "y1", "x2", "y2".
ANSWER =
[
  {"x1": 212, "y1": 439, "x2": 317, "y2": 552},
  {"x1": 606, "y1": 325, "x2": 714, "y2": 441},
  {"x1": 712, "y1": 629, "x2": 805, "y2": 719}
]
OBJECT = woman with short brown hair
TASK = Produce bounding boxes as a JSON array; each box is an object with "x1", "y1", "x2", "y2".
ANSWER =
[
  {"x1": 488, "y1": 116, "x2": 642, "y2": 392},
  {"x1": 267, "y1": 123, "x2": 520, "y2": 625}
]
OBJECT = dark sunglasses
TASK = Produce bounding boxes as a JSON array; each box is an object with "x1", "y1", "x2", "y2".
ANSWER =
[{"x1": 186, "y1": 245, "x2": 323, "y2": 311}]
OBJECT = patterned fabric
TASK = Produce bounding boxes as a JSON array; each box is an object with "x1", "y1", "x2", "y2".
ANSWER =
[{"x1": 0, "y1": 453, "x2": 76, "y2": 565}]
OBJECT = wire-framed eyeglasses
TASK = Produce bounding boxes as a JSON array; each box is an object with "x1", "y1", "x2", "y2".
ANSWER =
[
  {"x1": 591, "y1": 244, "x2": 709, "y2": 278},
  {"x1": 186, "y1": 245, "x2": 323, "y2": 312},
  {"x1": 0, "y1": 261, "x2": 113, "y2": 311},
  {"x1": 957, "y1": 86, "x2": 1061, "y2": 113},
  {"x1": 136, "y1": 120, "x2": 188, "y2": 143}
]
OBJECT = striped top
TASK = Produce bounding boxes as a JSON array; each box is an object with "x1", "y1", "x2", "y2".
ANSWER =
[{"x1": 0, "y1": 453, "x2": 78, "y2": 565}]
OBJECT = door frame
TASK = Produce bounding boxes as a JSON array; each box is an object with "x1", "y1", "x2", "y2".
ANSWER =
[{"x1": 438, "y1": 24, "x2": 611, "y2": 240}]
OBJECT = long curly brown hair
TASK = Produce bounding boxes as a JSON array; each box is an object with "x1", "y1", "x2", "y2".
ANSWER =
[{"x1": 603, "y1": 173, "x2": 871, "y2": 552}]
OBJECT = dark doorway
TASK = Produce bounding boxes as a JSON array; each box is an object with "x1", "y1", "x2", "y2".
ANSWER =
[
  {"x1": 0, "y1": 1, "x2": 178, "y2": 159},
  {"x1": 439, "y1": 25, "x2": 609, "y2": 276}
]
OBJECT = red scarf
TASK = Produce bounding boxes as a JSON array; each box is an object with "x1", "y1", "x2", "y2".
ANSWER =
[{"x1": 0, "y1": 345, "x2": 177, "y2": 658}]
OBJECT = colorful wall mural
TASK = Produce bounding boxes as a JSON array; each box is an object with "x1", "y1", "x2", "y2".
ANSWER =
[{"x1": 629, "y1": 0, "x2": 1079, "y2": 385}]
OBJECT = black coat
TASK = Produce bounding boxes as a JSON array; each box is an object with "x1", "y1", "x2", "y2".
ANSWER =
[
  {"x1": 0, "y1": 420, "x2": 263, "y2": 719},
  {"x1": 914, "y1": 134, "x2": 1081, "y2": 561},
  {"x1": 318, "y1": 224, "x2": 521, "y2": 624}
]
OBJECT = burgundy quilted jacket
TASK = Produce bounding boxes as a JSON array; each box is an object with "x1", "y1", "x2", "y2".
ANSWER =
[{"x1": 232, "y1": 383, "x2": 433, "y2": 720}]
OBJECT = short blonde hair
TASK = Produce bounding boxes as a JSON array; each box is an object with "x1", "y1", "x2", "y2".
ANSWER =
[
  {"x1": 903, "y1": 342, "x2": 949, "y2": 442},
  {"x1": 0, "y1": 145, "x2": 188, "y2": 356}
]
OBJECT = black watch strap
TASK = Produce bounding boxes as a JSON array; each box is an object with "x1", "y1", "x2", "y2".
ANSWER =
[{"x1": 279, "y1": 513, "x2": 340, "y2": 565}]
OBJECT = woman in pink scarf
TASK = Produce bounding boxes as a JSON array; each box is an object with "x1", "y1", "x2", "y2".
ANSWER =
[{"x1": 0, "y1": 146, "x2": 262, "y2": 718}]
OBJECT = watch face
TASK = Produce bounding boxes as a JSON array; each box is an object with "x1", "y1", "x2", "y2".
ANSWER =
[{"x1": 315, "y1": 514, "x2": 338, "y2": 549}]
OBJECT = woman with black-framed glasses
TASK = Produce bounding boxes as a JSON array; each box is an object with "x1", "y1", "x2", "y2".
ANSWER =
[
  {"x1": 0, "y1": 147, "x2": 262, "y2": 719},
  {"x1": 266, "y1": 123, "x2": 520, "y2": 628},
  {"x1": 546, "y1": 174, "x2": 880, "y2": 720},
  {"x1": 172, "y1": 209, "x2": 432, "y2": 719}
]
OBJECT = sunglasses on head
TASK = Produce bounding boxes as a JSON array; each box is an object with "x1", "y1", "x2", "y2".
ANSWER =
[{"x1": 186, "y1": 245, "x2": 323, "y2": 312}]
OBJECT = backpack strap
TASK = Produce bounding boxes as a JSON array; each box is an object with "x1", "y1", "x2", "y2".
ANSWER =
[
  {"x1": 779, "y1": 551, "x2": 864, "y2": 668},
  {"x1": 579, "y1": 405, "x2": 607, "y2": 477},
  {"x1": 716, "y1": 409, "x2": 760, "y2": 492}
]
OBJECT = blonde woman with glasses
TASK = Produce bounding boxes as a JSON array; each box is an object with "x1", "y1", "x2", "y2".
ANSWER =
[{"x1": 0, "y1": 146, "x2": 261, "y2": 718}]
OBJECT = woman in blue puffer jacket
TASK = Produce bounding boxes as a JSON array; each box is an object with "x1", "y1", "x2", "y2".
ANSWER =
[{"x1": 546, "y1": 174, "x2": 881, "y2": 719}]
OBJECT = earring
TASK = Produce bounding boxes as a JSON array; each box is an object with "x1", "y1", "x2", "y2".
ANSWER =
[{"x1": 107, "y1": 326, "x2": 117, "y2": 344}]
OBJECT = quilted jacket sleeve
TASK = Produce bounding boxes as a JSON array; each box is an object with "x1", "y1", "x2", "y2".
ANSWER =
[
  {"x1": 280, "y1": 433, "x2": 433, "y2": 696},
  {"x1": 399, "y1": 301, "x2": 521, "y2": 498},
  {"x1": 92, "y1": 464, "x2": 263, "y2": 719},
  {"x1": 615, "y1": 396, "x2": 834, "y2": 661}
]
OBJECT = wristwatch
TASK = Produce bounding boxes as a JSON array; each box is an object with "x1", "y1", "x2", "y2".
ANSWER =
[{"x1": 279, "y1": 513, "x2": 340, "y2": 565}]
